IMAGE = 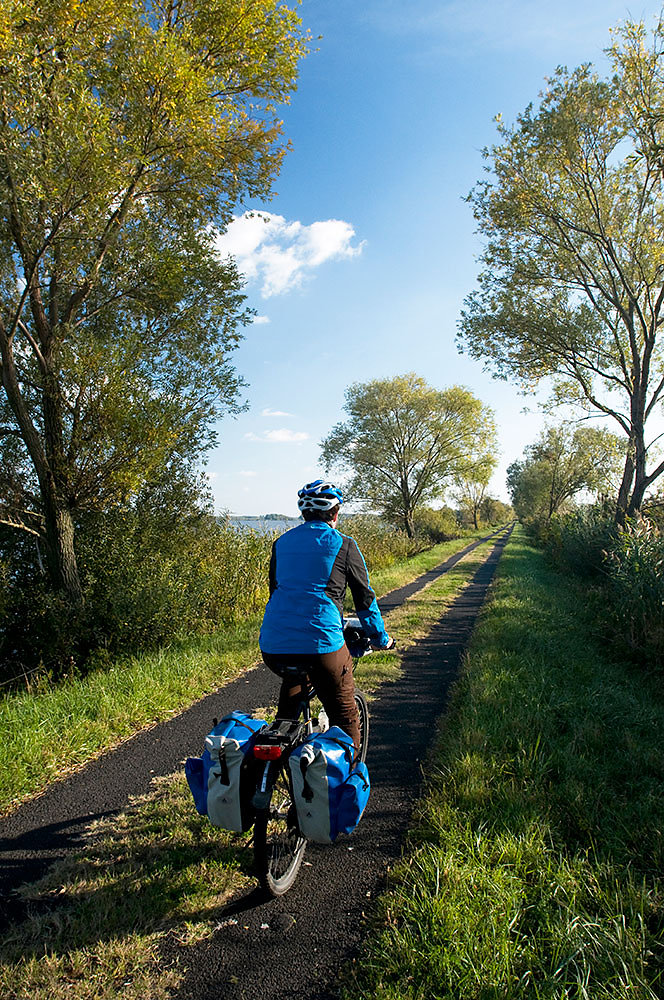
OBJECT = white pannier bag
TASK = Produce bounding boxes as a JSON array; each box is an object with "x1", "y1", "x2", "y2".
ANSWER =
[{"x1": 204, "y1": 712, "x2": 266, "y2": 831}]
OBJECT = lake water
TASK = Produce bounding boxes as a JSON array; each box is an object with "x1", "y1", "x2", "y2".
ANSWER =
[{"x1": 229, "y1": 517, "x2": 300, "y2": 534}]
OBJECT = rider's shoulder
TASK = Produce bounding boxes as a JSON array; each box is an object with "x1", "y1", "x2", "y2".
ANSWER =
[{"x1": 336, "y1": 529, "x2": 361, "y2": 551}]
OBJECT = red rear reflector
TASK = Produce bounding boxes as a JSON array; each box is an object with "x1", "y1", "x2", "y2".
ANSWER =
[{"x1": 254, "y1": 745, "x2": 282, "y2": 760}]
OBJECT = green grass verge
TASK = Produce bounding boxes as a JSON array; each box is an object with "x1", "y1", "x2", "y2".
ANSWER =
[
  {"x1": 0, "y1": 531, "x2": 490, "y2": 815},
  {"x1": 343, "y1": 527, "x2": 664, "y2": 1000},
  {"x1": 0, "y1": 538, "x2": 501, "y2": 1000}
]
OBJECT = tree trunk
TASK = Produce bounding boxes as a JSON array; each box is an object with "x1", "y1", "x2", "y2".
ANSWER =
[
  {"x1": 3, "y1": 345, "x2": 83, "y2": 603},
  {"x1": 626, "y1": 431, "x2": 649, "y2": 518},
  {"x1": 615, "y1": 445, "x2": 635, "y2": 526},
  {"x1": 404, "y1": 509, "x2": 415, "y2": 538},
  {"x1": 43, "y1": 498, "x2": 83, "y2": 604},
  {"x1": 41, "y1": 353, "x2": 84, "y2": 604}
]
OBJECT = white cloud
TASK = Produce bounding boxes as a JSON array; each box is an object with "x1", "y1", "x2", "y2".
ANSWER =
[
  {"x1": 244, "y1": 428, "x2": 310, "y2": 444},
  {"x1": 262, "y1": 407, "x2": 294, "y2": 418},
  {"x1": 253, "y1": 315, "x2": 270, "y2": 325},
  {"x1": 239, "y1": 470, "x2": 258, "y2": 477},
  {"x1": 215, "y1": 212, "x2": 365, "y2": 298}
]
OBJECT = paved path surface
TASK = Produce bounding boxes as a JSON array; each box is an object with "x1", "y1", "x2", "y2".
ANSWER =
[{"x1": 0, "y1": 526, "x2": 513, "y2": 997}]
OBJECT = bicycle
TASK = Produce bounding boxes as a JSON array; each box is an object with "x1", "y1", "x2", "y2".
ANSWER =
[{"x1": 250, "y1": 638, "x2": 371, "y2": 896}]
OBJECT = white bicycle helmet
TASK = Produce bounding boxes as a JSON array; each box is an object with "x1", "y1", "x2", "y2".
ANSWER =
[{"x1": 297, "y1": 479, "x2": 343, "y2": 512}]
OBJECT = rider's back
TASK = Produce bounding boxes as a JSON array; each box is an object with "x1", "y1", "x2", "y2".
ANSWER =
[{"x1": 259, "y1": 520, "x2": 349, "y2": 655}]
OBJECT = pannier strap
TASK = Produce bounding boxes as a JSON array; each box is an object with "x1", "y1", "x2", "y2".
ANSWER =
[
  {"x1": 322, "y1": 736, "x2": 355, "y2": 765},
  {"x1": 229, "y1": 717, "x2": 257, "y2": 734},
  {"x1": 217, "y1": 745, "x2": 230, "y2": 786},
  {"x1": 299, "y1": 756, "x2": 314, "y2": 802}
]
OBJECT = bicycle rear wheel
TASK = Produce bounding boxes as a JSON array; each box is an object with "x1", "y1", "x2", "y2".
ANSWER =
[
  {"x1": 354, "y1": 690, "x2": 370, "y2": 763},
  {"x1": 254, "y1": 766, "x2": 307, "y2": 896}
]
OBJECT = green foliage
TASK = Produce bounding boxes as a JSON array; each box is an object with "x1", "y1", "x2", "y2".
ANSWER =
[
  {"x1": 603, "y1": 517, "x2": 664, "y2": 669},
  {"x1": 412, "y1": 505, "x2": 460, "y2": 543},
  {"x1": 450, "y1": 424, "x2": 498, "y2": 528},
  {"x1": 77, "y1": 512, "x2": 273, "y2": 652},
  {"x1": 322, "y1": 373, "x2": 496, "y2": 538},
  {"x1": 0, "y1": 502, "x2": 432, "y2": 683},
  {"x1": 547, "y1": 504, "x2": 618, "y2": 577},
  {"x1": 0, "y1": 0, "x2": 308, "y2": 599},
  {"x1": 340, "y1": 514, "x2": 422, "y2": 570},
  {"x1": 543, "y1": 505, "x2": 664, "y2": 670},
  {"x1": 0, "y1": 469, "x2": 275, "y2": 682},
  {"x1": 508, "y1": 425, "x2": 624, "y2": 533},
  {"x1": 643, "y1": 497, "x2": 664, "y2": 530},
  {"x1": 479, "y1": 496, "x2": 514, "y2": 525}
]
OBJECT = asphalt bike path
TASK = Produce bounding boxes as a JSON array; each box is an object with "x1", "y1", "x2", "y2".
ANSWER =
[{"x1": 0, "y1": 526, "x2": 512, "y2": 970}]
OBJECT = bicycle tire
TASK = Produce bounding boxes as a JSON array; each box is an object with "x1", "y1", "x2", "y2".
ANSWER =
[
  {"x1": 354, "y1": 690, "x2": 370, "y2": 763},
  {"x1": 254, "y1": 765, "x2": 307, "y2": 896}
]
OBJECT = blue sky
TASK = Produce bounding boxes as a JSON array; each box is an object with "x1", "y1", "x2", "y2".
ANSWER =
[{"x1": 207, "y1": 0, "x2": 662, "y2": 518}]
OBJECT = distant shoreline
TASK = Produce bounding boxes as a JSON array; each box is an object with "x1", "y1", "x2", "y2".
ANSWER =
[
  {"x1": 228, "y1": 514, "x2": 300, "y2": 522},
  {"x1": 227, "y1": 515, "x2": 301, "y2": 533}
]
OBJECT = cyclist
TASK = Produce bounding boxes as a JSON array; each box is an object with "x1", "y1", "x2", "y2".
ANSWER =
[{"x1": 259, "y1": 480, "x2": 394, "y2": 748}]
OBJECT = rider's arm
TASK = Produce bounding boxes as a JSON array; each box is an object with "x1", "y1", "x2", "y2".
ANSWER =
[
  {"x1": 268, "y1": 541, "x2": 277, "y2": 596},
  {"x1": 345, "y1": 538, "x2": 391, "y2": 648}
]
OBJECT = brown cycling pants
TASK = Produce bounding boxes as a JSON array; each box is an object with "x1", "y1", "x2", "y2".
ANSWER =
[{"x1": 261, "y1": 645, "x2": 360, "y2": 748}]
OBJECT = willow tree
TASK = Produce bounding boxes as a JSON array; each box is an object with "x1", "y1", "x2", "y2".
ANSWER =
[
  {"x1": 458, "y1": 17, "x2": 664, "y2": 523},
  {"x1": 0, "y1": 0, "x2": 308, "y2": 602},
  {"x1": 321, "y1": 373, "x2": 496, "y2": 538}
]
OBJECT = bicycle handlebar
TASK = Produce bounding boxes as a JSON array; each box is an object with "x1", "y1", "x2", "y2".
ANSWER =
[{"x1": 343, "y1": 618, "x2": 395, "y2": 656}]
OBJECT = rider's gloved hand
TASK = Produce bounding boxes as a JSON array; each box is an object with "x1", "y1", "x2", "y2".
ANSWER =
[{"x1": 370, "y1": 636, "x2": 395, "y2": 651}]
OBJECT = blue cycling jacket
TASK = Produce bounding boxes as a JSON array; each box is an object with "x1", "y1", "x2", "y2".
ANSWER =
[{"x1": 259, "y1": 520, "x2": 389, "y2": 655}]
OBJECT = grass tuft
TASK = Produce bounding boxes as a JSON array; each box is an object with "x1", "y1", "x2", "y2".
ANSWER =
[{"x1": 0, "y1": 772, "x2": 253, "y2": 1000}]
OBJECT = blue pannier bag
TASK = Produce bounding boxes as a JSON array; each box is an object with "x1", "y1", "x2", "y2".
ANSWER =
[
  {"x1": 288, "y1": 726, "x2": 370, "y2": 844},
  {"x1": 337, "y1": 760, "x2": 370, "y2": 835},
  {"x1": 184, "y1": 755, "x2": 209, "y2": 816},
  {"x1": 185, "y1": 711, "x2": 267, "y2": 830}
]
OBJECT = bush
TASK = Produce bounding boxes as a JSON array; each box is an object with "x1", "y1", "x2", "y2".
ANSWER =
[
  {"x1": 547, "y1": 504, "x2": 617, "y2": 577},
  {"x1": 0, "y1": 498, "x2": 446, "y2": 686},
  {"x1": 76, "y1": 509, "x2": 273, "y2": 654},
  {"x1": 0, "y1": 473, "x2": 275, "y2": 683},
  {"x1": 541, "y1": 505, "x2": 664, "y2": 671},
  {"x1": 412, "y1": 506, "x2": 461, "y2": 544},
  {"x1": 604, "y1": 516, "x2": 664, "y2": 669},
  {"x1": 340, "y1": 514, "x2": 421, "y2": 569},
  {"x1": 480, "y1": 496, "x2": 514, "y2": 525}
]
